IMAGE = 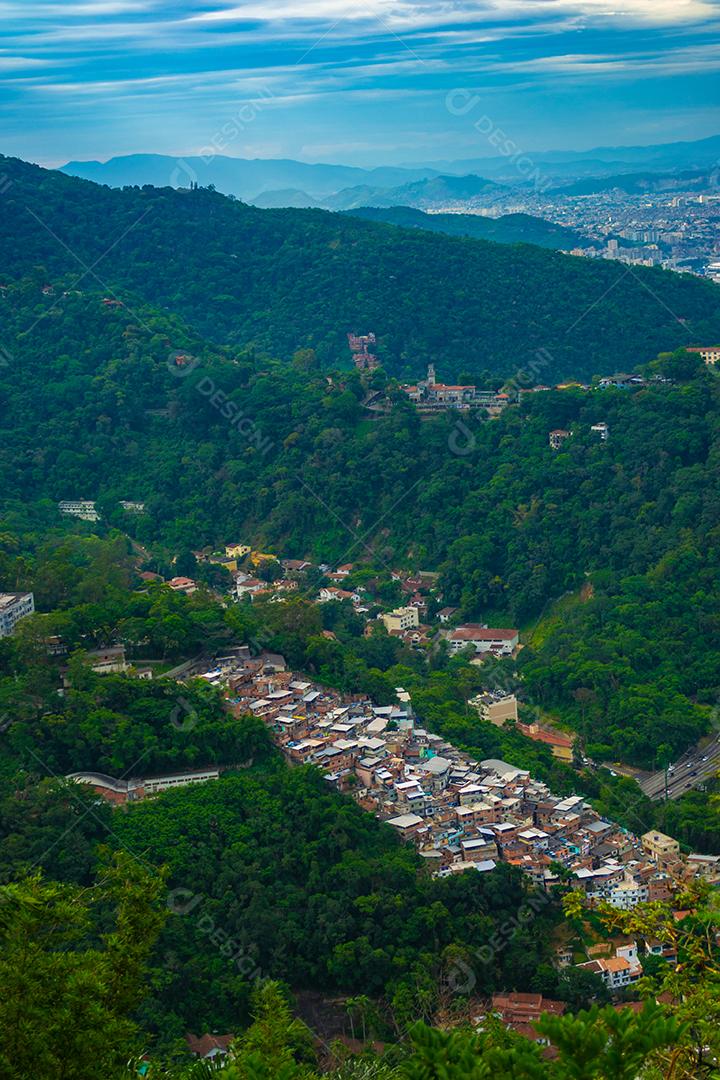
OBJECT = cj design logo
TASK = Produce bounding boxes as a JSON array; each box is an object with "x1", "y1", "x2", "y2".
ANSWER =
[
  {"x1": 445, "y1": 957, "x2": 477, "y2": 994},
  {"x1": 169, "y1": 696, "x2": 198, "y2": 732},
  {"x1": 166, "y1": 888, "x2": 203, "y2": 915},
  {"x1": 166, "y1": 350, "x2": 200, "y2": 378},
  {"x1": 448, "y1": 418, "x2": 476, "y2": 456},
  {"x1": 169, "y1": 158, "x2": 198, "y2": 191}
]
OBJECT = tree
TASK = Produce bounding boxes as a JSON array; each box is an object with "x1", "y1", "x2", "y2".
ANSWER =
[
  {"x1": 256, "y1": 559, "x2": 283, "y2": 583},
  {"x1": 217, "y1": 981, "x2": 317, "y2": 1080},
  {"x1": 0, "y1": 852, "x2": 168, "y2": 1080},
  {"x1": 175, "y1": 551, "x2": 199, "y2": 578},
  {"x1": 404, "y1": 1002, "x2": 683, "y2": 1080},
  {"x1": 555, "y1": 966, "x2": 609, "y2": 1011}
]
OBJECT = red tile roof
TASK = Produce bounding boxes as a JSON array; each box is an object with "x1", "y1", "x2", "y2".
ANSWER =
[
  {"x1": 450, "y1": 626, "x2": 518, "y2": 641},
  {"x1": 186, "y1": 1033, "x2": 234, "y2": 1058}
]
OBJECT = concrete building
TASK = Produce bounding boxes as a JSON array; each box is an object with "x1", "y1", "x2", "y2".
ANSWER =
[
  {"x1": 226, "y1": 543, "x2": 251, "y2": 559},
  {"x1": 448, "y1": 626, "x2": 519, "y2": 656},
  {"x1": 470, "y1": 693, "x2": 518, "y2": 726},
  {"x1": 641, "y1": 830, "x2": 680, "y2": 867},
  {"x1": 687, "y1": 853, "x2": 720, "y2": 882},
  {"x1": 58, "y1": 499, "x2": 99, "y2": 521},
  {"x1": 67, "y1": 767, "x2": 221, "y2": 804},
  {"x1": 516, "y1": 721, "x2": 575, "y2": 762},
  {"x1": 686, "y1": 345, "x2": 720, "y2": 366},
  {"x1": 549, "y1": 429, "x2": 571, "y2": 450},
  {"x1": 0, "y1": 592, "x2": 35, "y2": 637},
  {"x1": 578, "y1": 943, "x2": 642, "y2": 991},
  {"x1": 381, "y1": 606, "x2": 420, "y2": 633},
  {"x1": 86, "y1": 646, "x2": 128, "y2": 674}
]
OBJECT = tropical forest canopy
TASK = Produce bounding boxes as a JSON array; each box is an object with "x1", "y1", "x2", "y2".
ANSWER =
[{"x1": 2, "y1": 154, "x2": 720, "y2": 380}]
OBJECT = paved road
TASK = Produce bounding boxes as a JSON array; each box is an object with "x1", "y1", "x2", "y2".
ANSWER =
[{"x1": 640, "y1": 733, "x2": 720, "y2": 801}]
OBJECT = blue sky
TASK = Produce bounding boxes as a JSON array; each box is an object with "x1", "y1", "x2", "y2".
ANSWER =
[{"x1": 2, "y1": 0, "x2": 720, "y2": 166}]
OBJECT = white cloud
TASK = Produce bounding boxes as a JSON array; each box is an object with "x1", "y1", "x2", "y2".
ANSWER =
[
  {"x1": 187, "y1": 0, "x2": 720, "y2": 29},
  {"x1": 0, "y1": 2, "x2": 161, "y2": 13},
  {"x1": 0, "y1": 54, "x2": 55, "y2": 69}
]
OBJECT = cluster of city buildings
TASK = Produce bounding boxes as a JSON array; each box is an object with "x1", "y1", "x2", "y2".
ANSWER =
[
  {"x1": 59, "y1": 612, "x2": 718, "y2": 1005},
  {"x1": 517, "y1": 185, "x2": 720, "y2": 280},
  {"x1": 568, "y1": 192, "x2": 720, "y2": 279},
  {"x1": 416, "y1": 179, "x2": 720, "y2": 280}
]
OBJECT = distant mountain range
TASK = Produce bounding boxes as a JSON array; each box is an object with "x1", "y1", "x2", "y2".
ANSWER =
[
  {"x1": 343, "y1": 206, "x2": 591, "y2": 251},
  {"x1": 59, "y1": 153, "x2": 439, "y2": 202},
  {"x1": 319, "y1": 174, "x2": 508, "y2": 212},
  {"x1": 60, "y1": 133, "x2": 720, "y2": 205},
  {"x1": 420, "y1": 133, "x2": 720, "y2": 184},
  {"x1": 551, "y1": 167, "x2": 720, "y2": 197}
]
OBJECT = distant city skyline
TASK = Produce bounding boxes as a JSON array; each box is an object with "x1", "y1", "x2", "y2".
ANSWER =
[{"x1": 2, "y1": 1, "x2": 720, "y2": 168}]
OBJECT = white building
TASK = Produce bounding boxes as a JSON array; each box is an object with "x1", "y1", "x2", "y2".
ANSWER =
[
  {"x1": 578, "y1": 943, "x2": 642, "y2": 992},
  {"x1": 448, "y1": 626, "x2": 519, "y2": 655},
  {"x1": 602, "y1": 875, "x2": 649, "y2": 910},
  {"x1": 0, "y1": 592, "x2": 35, "y2": 637},
  {"x1": 58, "y1": 500, "x2": 99, "y2": 521}
]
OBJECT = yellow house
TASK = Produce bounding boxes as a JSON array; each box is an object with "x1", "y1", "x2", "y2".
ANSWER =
[
  {"x1": 641, "y1": 830, "x2": 680, "y2": 866},
  {"x1": 225, "y1": 544, "x2": 251, "y2": 559},
  {"x1": 249, "y1": 551, "x2": 276, "y2": 567},
  {"x1": 210, "y1": 555, "x2": 238, "y2": 572}
]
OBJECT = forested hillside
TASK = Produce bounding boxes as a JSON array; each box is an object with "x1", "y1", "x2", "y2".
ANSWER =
[
  {"x1": 1, "y1": 253, "x2": 719, "y2": 766},
  {"x1": 345, "y1": 206, "x2": 590, "y2": 250},
  {"x1": 2, "y1": 155, "x2": 720, "y2": 380}
]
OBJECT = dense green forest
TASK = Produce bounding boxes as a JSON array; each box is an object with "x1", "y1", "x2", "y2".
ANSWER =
[
  {"x1": 2, "y1": 856, "x2": 716, "y2": 1078},
  {"x1": 2, "y1": 155, "x2": 720, "y2": 380}
]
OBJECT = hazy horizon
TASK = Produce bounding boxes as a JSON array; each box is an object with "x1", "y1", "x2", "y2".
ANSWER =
[{"x1": 24, "y1": 127, "x2": 714, "y2": 173}]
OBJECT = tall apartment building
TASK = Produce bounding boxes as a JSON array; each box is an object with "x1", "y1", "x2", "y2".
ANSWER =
[{"x1": 0, "y1": 592, "x2": 35, "y2": 638}]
